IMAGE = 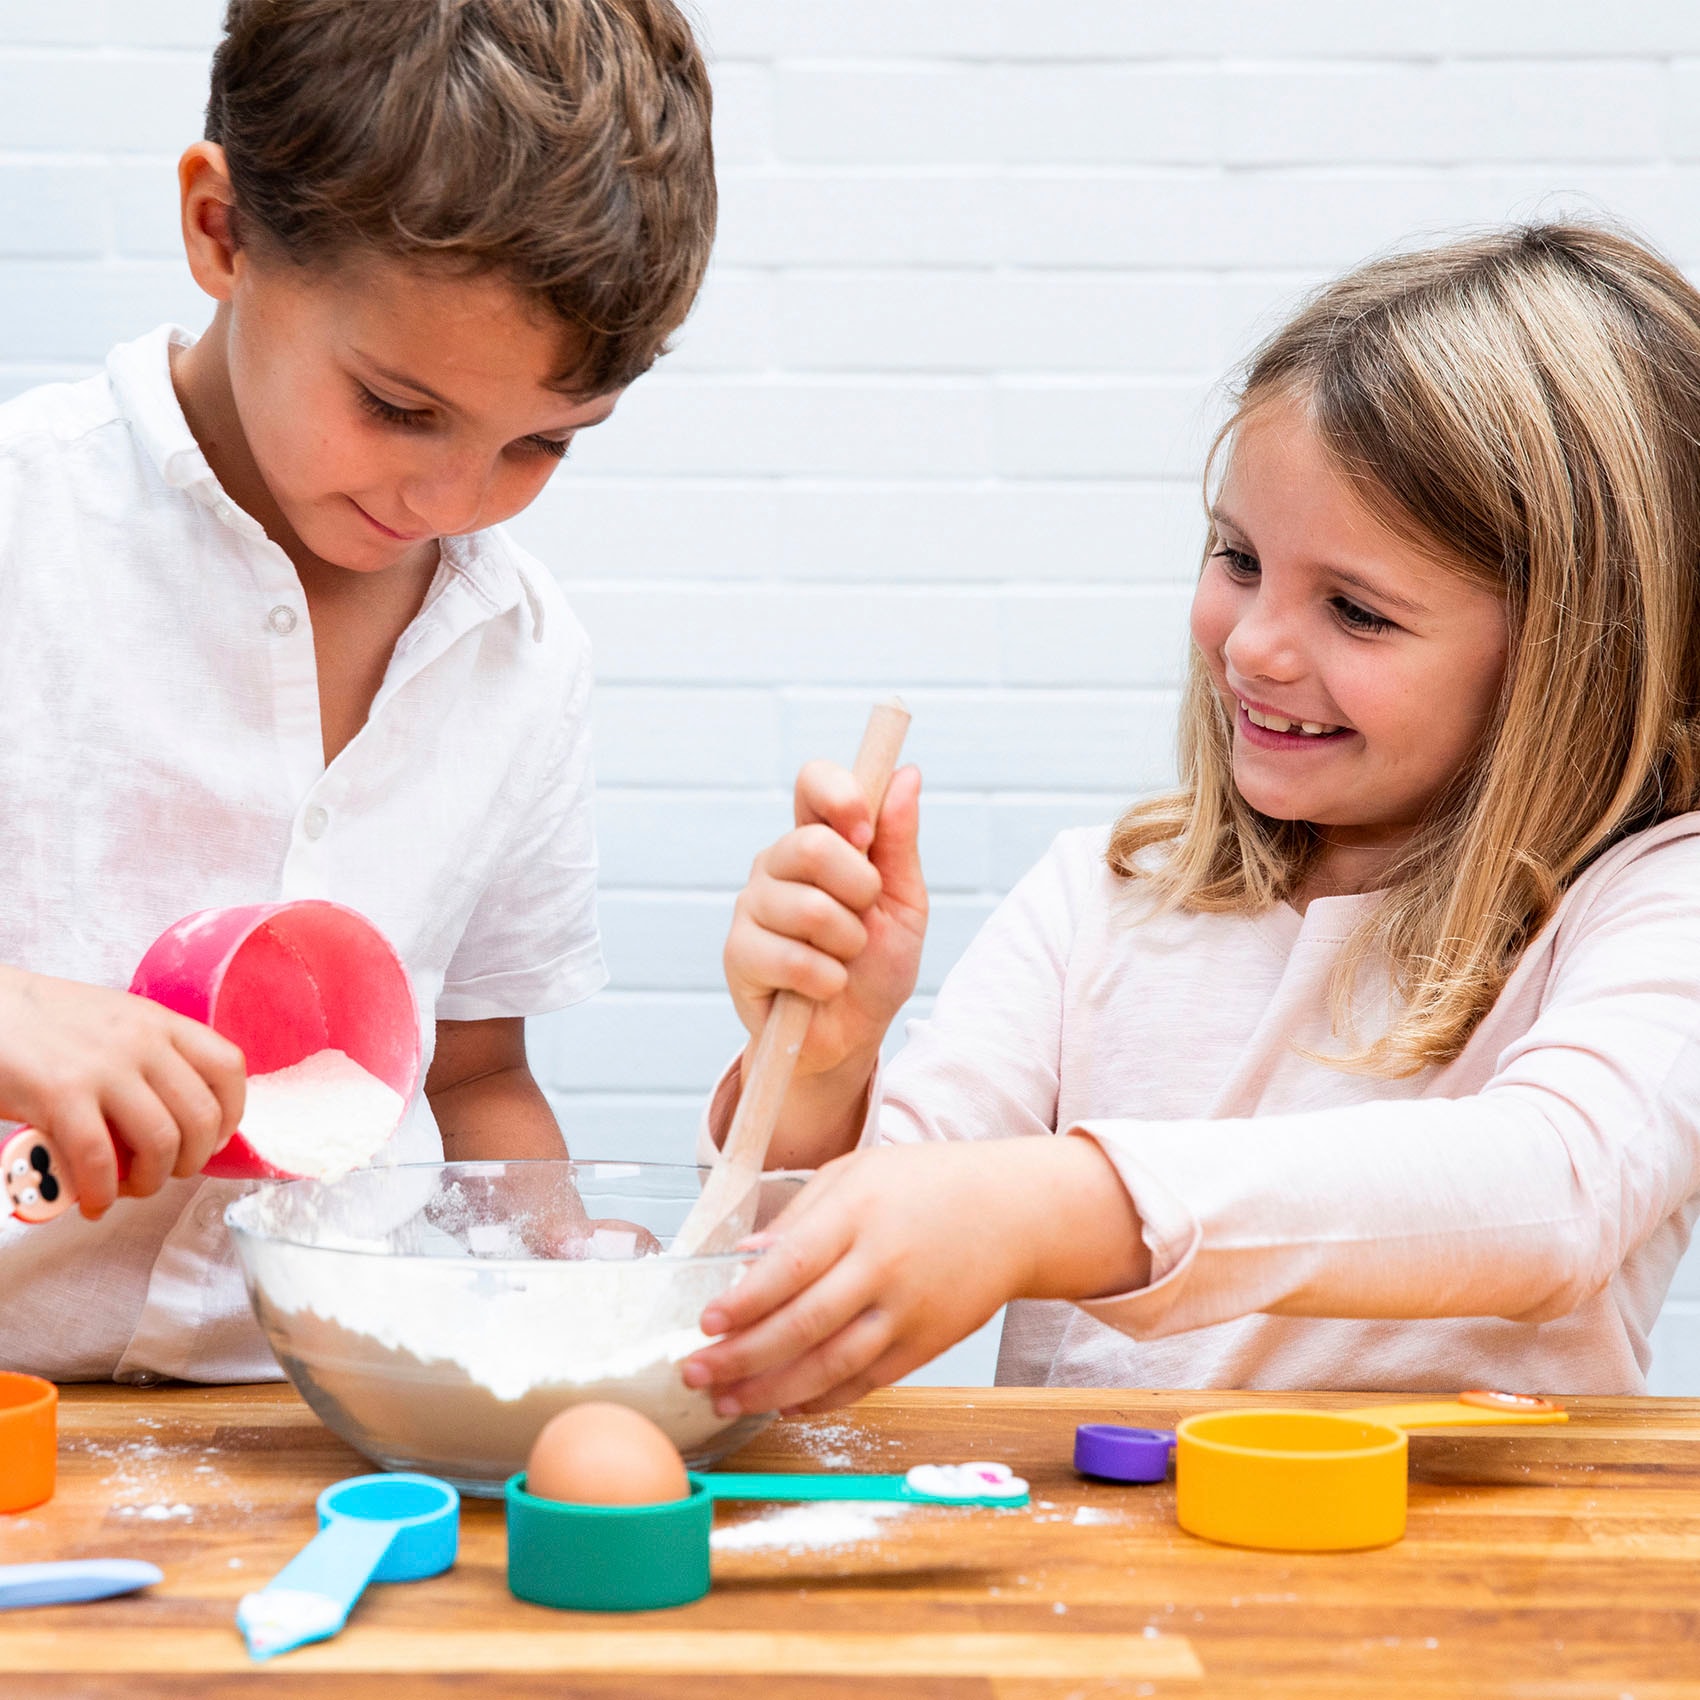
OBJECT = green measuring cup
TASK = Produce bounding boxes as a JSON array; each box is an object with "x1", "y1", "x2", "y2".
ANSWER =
[{"x1": 506, "y1": 1462, "x2": 1029, "y2": 1612}]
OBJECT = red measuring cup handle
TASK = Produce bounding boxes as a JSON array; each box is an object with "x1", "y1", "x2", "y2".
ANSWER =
[{"x1": 3, "y1": 1125, "x2": 129, "y2": 1223}]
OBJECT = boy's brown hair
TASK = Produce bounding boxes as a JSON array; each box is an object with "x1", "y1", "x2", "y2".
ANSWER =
[{"x1": 206, "y1": 0, "x2": 716, "y2": 396}]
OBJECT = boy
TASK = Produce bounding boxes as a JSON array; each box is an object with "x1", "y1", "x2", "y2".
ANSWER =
[{"x1": 0, "y1": 0, "x2": 714, "y2": 1381}]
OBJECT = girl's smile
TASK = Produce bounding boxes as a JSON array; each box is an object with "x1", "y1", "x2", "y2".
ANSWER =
[
  {"x1": 1190, "y1": 397, "x2": 1509, "y2": 892},
  {"x1": 1234, "y1": 695, "x2": 1352, "y2": 747}
]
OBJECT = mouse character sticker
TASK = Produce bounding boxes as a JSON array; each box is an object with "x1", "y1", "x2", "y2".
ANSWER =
[{"x1": 3, "y1": 1127, "x2": 72, "y2": 1223}]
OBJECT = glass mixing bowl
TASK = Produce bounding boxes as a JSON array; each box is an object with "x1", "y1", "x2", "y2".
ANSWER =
[{"x1": 226, "y1": 1160, "x2": 803, "y2": 1496}]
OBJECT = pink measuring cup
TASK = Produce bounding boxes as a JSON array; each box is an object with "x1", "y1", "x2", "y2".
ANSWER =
[{"x1": 4, "y1": 901, "x2": 421, "y2": 1222}]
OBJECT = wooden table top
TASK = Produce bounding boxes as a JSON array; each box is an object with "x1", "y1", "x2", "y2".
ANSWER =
[{"x1": 1, "y1": 1383, "x2": 1697, "y2": 1697}]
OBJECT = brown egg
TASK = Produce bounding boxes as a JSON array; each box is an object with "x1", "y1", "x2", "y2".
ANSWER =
[{"x1": 525, "y1": 1401, "x2": 691, "y2": 1506}]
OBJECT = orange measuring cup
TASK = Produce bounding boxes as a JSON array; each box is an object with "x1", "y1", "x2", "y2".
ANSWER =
[
  {"x1": 0, "y1": 1372, "x2": 57, "y2": 1513},
  {"x1": 1175, "y1": 1389, "x2": 1566, "y2": 1552}
]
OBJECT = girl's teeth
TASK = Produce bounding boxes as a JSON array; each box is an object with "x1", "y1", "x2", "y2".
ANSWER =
[{"x1": 1245, "y1": 706, "x2": 1337, "y2": 736}]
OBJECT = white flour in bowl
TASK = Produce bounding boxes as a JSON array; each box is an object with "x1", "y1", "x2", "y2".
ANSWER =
[
  {"x1": 246, "y1": 1234, "x2": 754, "y2": 1476},
  {"x1": 241, "y1": 1050, "x2": 403, "y2": 1180}
]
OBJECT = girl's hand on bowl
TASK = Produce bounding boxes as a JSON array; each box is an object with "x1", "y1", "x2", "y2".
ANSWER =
[
  {"x1": 724, "y1": 760, "x2": 926, "y2": 1082},
  {"x1": 681, "y1": 1136, "x2": 1150, "y2": 1416},
  {"x1": 0, "y1": 965, "x2": 245, "y2": 1217}
]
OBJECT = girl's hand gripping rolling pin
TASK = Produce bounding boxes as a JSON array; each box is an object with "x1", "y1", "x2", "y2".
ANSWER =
[{"x1": 671, "y1": 699, "x2": 912, "y2": 1257}]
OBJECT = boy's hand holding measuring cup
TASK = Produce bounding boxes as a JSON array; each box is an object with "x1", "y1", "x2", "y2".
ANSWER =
[{"x1": 0, "y1": 965, "x2": 244, "y2": 1219}]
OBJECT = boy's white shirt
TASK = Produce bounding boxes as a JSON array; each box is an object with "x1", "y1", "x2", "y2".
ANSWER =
[
  {"x1": 705, "y1": 815, "x2": 1700, "y2": 1394},
  {"x1": 0, "y1": 326, "x2": 607, "y2": 1383}
]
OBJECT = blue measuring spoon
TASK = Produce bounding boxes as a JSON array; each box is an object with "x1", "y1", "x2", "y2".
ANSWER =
[{"x1": 236, "y1": 1473, "x2": 458, "y2": 1661}]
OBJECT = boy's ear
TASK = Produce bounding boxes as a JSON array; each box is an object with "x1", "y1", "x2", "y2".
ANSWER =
[{"x1": 178, "y1": 142, "x2": 241, "y2": 302}]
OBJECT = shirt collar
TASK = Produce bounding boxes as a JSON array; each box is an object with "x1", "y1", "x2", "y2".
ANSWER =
[
  {"x1": 106, "y1": 324, "x2": 225, "y2": 500},
  {"x1": 438, "y1": 529, "x2": 547, "y2": 642},
  {"x1": 108, "y1": 324, "x2": 546, "y2": 641}
]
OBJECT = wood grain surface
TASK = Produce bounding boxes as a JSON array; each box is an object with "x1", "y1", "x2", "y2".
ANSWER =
[{"x1": 1, "y1": 1383, "x2": 1697, "y2": 1697}]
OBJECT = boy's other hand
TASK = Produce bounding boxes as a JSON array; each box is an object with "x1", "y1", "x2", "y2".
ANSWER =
[
  {"x1": 0, "y1": 965, "x2": 246, "y2": 1218},
  {"x1": 724, "y1": 760, "x2": 926, "y2": 1081}
]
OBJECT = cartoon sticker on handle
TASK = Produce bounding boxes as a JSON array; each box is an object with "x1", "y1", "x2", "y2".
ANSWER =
[
  {"x1": 3, "y1": 1125, "x2": 128, "y2": 1224},
  {"x1": 6, "y1": 1128, "x2": 66, "y2": 1224}
]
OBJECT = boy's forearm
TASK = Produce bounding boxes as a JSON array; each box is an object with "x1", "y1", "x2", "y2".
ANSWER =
[{"x1": 430, "y1": 1065, "x2": 568, "y2": 1161}]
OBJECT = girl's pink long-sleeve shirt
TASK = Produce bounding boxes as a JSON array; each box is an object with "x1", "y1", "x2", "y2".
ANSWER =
[{"x1": 710, "y1": 814, "x2": 1700, "y2": 1393}]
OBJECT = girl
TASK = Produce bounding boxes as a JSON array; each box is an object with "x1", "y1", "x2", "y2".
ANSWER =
[
  {"x1": 0, "y1": 0, "x2": 714, "y2": 1383},
  {"x1": 684, "y1": 222, "x2": 1700, "y2": 1416}
]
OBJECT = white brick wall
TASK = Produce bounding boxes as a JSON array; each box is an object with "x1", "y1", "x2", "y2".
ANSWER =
[{"x1": 3, "y1": 0, "x2": 1698, "y2": 1391}]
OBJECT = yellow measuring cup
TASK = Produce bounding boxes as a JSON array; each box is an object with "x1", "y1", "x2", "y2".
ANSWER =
[{"x1": 1175, "y1": 1390, "x2": 1565, "y2": 1552}]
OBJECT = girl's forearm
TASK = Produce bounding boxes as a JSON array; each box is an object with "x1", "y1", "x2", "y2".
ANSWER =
[
  {"x1": 1018, "y1": 1134, "x2": 1152, "y2": 1299},
  {"x1": 732, "y1": 1040, "x2": 879, "y2": 1170}
]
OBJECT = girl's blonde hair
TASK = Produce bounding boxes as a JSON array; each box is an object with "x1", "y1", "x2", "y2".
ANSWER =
[{"x1": 1109, "y1": 222, "x2": 1700, "y2": 1076}]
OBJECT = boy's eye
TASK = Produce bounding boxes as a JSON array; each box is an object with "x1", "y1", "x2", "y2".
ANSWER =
[
  {"x1": 356, "y1": 385, "x2": 431, "y2": 429},
  {"x1": 356, "y1": 382, "x2": 573, "y2": 460},
  {"x1": 519, "y1": 434, "x2": 572, "y2": 461},
  {"x1": 1331, "y1": 596, "x2": 1395, "y2": 635},
  {"x1": 1211, "y1": 545, "x2": 1258, "y2": 578}
]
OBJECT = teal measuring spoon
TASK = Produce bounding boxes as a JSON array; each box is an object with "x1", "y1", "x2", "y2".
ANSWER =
[{"x1": 703, "y1": 1462, "x2": 1029, "y2": 1508}]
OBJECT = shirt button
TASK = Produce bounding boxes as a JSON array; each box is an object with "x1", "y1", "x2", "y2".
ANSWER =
[
  {"x1": 303, "y1": 805, "x2": 329, "y2": 841},
  {"x1": 267, "y1": 605, "x2": 299, "y2": 635},
  {"x1": 195, "y1": 1193, "x2": 224, "y2": 1231}
]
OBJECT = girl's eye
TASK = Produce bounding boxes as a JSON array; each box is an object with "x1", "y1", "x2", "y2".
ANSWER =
[
  {"x1": 1211, "y1": 545, "x2": 1258, "y2": 578},
  {"x1": 357, "y1": 385, "x2": 431, "y2": 429},
  {"x1": 1331, "y1": 596, "x2": 1395, "y2": 635}
]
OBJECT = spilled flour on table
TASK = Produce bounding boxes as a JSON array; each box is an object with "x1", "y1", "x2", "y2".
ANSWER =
[
  {"x1": 64, "y1": 1414, "x2": 247, "y2": 1524},
  {"x1": 1072, "y1": 1505, "x2": 1125, "y2": 1526},
  {"x1": 785, "y1": 1416, "x2": 900, "y2": 1471},
  {"x1": 711, "y1": 1502, "x2": 908, "y2": 1554}
]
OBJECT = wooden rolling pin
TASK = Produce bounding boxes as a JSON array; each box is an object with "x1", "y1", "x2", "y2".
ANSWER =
[{"x1": 670, "y1": 698, "x2": 911, "y2": 1258}]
